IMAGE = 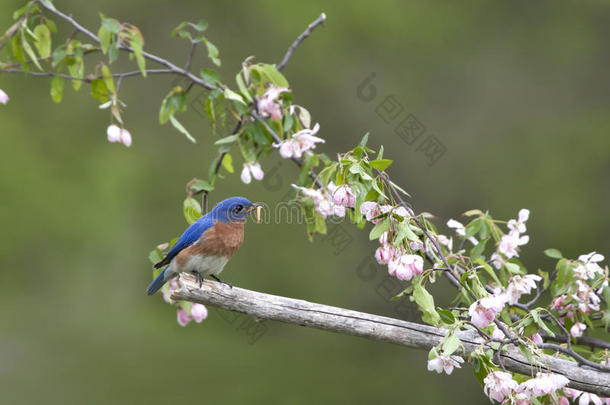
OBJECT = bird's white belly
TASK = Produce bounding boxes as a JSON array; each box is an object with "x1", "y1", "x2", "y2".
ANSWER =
[{"x1": 172, "y1": 255, "x2": 229, "y2": 276}]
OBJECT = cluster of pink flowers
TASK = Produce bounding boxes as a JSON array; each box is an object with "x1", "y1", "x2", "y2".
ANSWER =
[
  {"x1": 0, "y1": 88, "x2": 9, "y2": 104},
  {"x1": 161, "y1": 277, "x2": 208, "y2": 326},
  {"x1": 468, "y1": 294, "x2": 506, "y2": 328},
  {"x1": 483, "y1": 371, "x2": 570, "y2": 404},
  {"x1": 483, "y1": 371, "x2": 518, "y2": 402},
  {"x1": 504, "y1": 274, "x2": 542, "y2": 305},
  {"x1": 274, "y1": 123, "x2": 324, "y2": 159},
  {"x1": 292, "y1": 181, "x2": 348, "y2": 219},
  {"x1": 177, "y1": 304, "x2": 208, "y2": 326},
  {"x1": 426, "y1": 348, "x2": 464, "y2": 375},
  {"x1": 362, "y1": 202, "x2": 423, "y2": 281},
  {"x1": 107, "y1": 124, "x2": 132, "y2": 147},
  {"x1": 490, "y1": 209, "x2": 530, "y2": 269},
  {"x1": 574, "y1": 252, "x2": 605, "y2": 280},
  {"x1": 240, "y1": 162, "x2": 264, "y2": 184},
  {"x1": 257, "y1": 85, "x2": 290, "y2": 120}
]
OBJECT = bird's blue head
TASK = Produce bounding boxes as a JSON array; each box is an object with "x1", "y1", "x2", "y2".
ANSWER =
[{"x1": 209, "y1": 196, "x2": 260, "y2": 223}]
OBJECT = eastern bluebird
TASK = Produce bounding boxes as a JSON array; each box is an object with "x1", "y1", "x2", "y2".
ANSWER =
[{"x1": 146, "y1": 196, "x2": 261, "y2": 295}]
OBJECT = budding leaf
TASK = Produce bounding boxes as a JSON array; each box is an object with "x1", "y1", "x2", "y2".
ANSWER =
[
  {"x1": 544, "y1": 248, "x2": 563, "y2": 259},
  {"x1": 183, "y1": 197, "x2": 202, "y2": 224},
  {"x1": 50, "y1": 76, "x2": 63, "y2": 103}
]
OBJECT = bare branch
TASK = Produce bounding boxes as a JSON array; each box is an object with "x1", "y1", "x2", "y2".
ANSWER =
[
  {"x1": 277, "y1": 13, "x2": 326, "y2": 71},
  {"x1": 172, "y1": 275, "x2": 610, "y2": 397},
  {"x1": 0, "y1": 67, "x2": 176, "y2": 82}
]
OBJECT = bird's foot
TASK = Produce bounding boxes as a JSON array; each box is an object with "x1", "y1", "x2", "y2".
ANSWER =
[
  {"x1": 192, "y1": 271, "x2": 204, "y2": 288},
  {"x1": 210, "y1": 275, "x2": 233, "y2": 289}
]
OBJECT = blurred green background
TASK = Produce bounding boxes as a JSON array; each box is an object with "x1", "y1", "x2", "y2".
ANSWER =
[{"x1": 1, "y1": 0, "x2": 609, "y2": 404}]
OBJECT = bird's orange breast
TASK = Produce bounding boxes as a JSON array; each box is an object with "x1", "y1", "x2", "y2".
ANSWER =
[{"x1": 193, "y1": 221, "x2": 245, "y2": 258}]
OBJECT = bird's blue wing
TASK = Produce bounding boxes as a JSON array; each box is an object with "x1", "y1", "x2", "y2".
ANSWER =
[{"x1": 153, "y1": 215, "x2": 215, "y2": 268}]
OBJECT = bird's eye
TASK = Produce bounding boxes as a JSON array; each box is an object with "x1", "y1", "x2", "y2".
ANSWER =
[{"x1": 233, "y1": 205, "x2": 244, "y2": 214}]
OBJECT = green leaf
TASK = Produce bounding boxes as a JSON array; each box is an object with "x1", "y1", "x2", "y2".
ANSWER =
[
  {"x1": 223, "y1": 88, "x2": 246, "y2": 105},
  {"x1": 21, "y1": 34, "x2": 42, "y2": 71},
  {"x1": 413, "y1": 281, "x2": 440, "y2": 326},
  {"x1": 438, "y1": 308, "x2": 455, "y2": 325},
  {"x1": 222, "y1": 153, "x2": 234, "y2": 173},
  {"x1": 183, "y1": 197, "x2": 202, "y2": 225},
  {"x1": 359, "y1": 132, "x2": 369, "y2": 149},
  {"x1": 90, "y1": 78, "x2": 109, "y2": 102},
  {"x1": 203, "y1": 38, "x2": 220, "y2": 66},
  {"x1": 169, "y1": 115, "x2": 196, "y2": 143},
  {"x1": 369, "y1": 217, "x2": 391, "y2": 240},
  {"x1": 200, "y1": 68, "x2": 220, "y2": 85},
  {"x1": 544, "y1": 248, "x2": 563, "y2": 259},
  {"x1": 101, "y1": 64, "x2": 115, "y2": 94},
  {"x1": 188, "y1": 179, "x2": 213, "y2": 193},
  {"x1": 260, "y1": 64, "x2": 288, "y2": 87},
  {"x1": 442, "y1": 334, "x2": 462, "y2": 356},
  {"x1": 50, "y1": 76, "x2": 63, "y2": 103},
  {"x1": 235, "y1": 72, "x2": 252, "y2": 102},
  {"x1": 101, "y1": 17, "x2": 121, "y2": 34},
  {"x1": 369, "y1": 159, "x2": 393, "y2": 171},
  {"x1": 465, "y1": 218, "x2": 483, "y2": 238},
  {"x1": 148, "y1": 248, "x2": 164, "y2": 265},
  {"x1": 469, "y1": 240, "x2": 487, "y2": 261},
  {"x1": 98, "y1": 25, "x2": 111, "y2": 54},
  {"x1": 475, "y1": 258, "x2": 501, "y2": 286},
  {"x1": 504, "y1": 262, "x2": 523, "y2": 275},
  {"x1": 314, "y1": 212, "x2": 327, "y2": 234},
  {"x1": 531, "y1": 310, "x2": 555, "y2": 338},
  {"x1": 129, "y1": 31, "x2": 146, "y2": 77},
  {"x1": 33, "y1": 24, "x2": 51, "y2": 58},
  {"x1": 214, "y1": 134, "x2": 239, "y2": 145}
]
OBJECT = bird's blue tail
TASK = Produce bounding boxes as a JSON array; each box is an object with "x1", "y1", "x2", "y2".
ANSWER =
[{"x1": 147, "y1": 267, "x2": 170, "y2": 295}]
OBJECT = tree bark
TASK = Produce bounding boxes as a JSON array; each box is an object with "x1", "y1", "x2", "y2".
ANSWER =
[{"x1": 172, "y1": 275, "x2": 610, "y2": 397}]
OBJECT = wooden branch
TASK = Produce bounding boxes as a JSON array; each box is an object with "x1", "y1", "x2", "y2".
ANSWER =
[{"x1": 172, "y1": 275, "x2": 610, "y2": 397}]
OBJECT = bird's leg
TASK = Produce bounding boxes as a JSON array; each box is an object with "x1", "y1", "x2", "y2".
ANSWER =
[
  {"x1": 210, "y1": 275, "x2": 233, "y2": 289},
  {"x1": 192, "y1": 271, "x2": 204, "y2": 288}
]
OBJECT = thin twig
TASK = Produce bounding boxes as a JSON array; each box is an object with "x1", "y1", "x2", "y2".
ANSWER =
[
  {"x1": 277, "y1": 13, "x2": 326, "y2": 71},
  {"x1": 539, "y1": 343, "x2": 610, "y2": 372},
  {"x1": 185, "y1": 42, "x2": 197, "y2": 72},
  {"x1": 38, "y1": 1, "x2": 216, "y2": 90},
  {"x1": 0, "y1": 67, "x2": 176, "y2": 82}
]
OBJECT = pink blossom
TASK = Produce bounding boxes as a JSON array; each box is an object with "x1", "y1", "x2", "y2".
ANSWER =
[
  {"x1": 572, "y1": 280, "x2": 601, "y2": 312},
  {"x1": 498, "y1": 231, "x2": 529, "y2": 258},
  {"x1": 107, "y1": 124, "x2": 132, "y2": 147},
  {"x1": 517, "y1": 372, "x2": 569, "y2": 398},
  {"x1": 579, "y1": 392, "x2": 603, "y2": 405},
  {"x1": 274, "y1": 123, "x2": 324, "y2": 159},
  {"x1": 507, "y1": 208, "x2": 530, "y2": 234},
  {"x1": 257, "y1": 85, "x2": 290, "y2": 120},
  {"x1": 483, "y1": 371, "x2": 518, "y2": 403},
  {"x1": 531, "y1": 332, "x2": 543, "y2": 345},
  {"x1": 574, "y1": 251, "x2": 604, "y2": 280},
  {"x1": 332, "y1": 184, "x2": 356, "y2": 208},
  {"x1": 375, "y1": 245, "x2": 394, "y2": 265},
  {"x1": 468, "y1": 295, "x2": 507, "y2": 328},
  {"x1": 570, "y1": 322, "x2": 586, "y2": 338},
  {"x1": 360, "y1": 201, "x2": 382, "y2": 223},
  {"x1": 0, "y1": 88, "x2": 9, "y2": 104},
  {"x1": 240, "y1": 162, "x2": 264, "y2": 184},
  {"x1": 505, "y1": 274, "x2": 542, "y2": 305},
  {"x1": 162, "y1": 278, "x2": 180, "y2": 304},
  {"x1": 388, "y1": 252, "x2": 423, "y2": 281},
  {"x1": 177, "y1": 308, "x2": 192, "y2": 326},
  {"x1": 427, "y1": 348, "x2": 464, "y2": 375},
  {"x1": 292, "y1": 183, "x2": 345, "y2": 219},
  {"x1": 190, "y1": 303, "x2": 208, "y2": 323}
]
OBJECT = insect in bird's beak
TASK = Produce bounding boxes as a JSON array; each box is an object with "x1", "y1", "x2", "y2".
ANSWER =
[{"x1": 247, "y1": 203, "x2": 264, "y2": 223}]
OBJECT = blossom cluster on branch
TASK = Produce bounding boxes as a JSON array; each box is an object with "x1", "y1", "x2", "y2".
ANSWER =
[{"x1": 2, "y1": 1, "x2": 609, "y2": 403}]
